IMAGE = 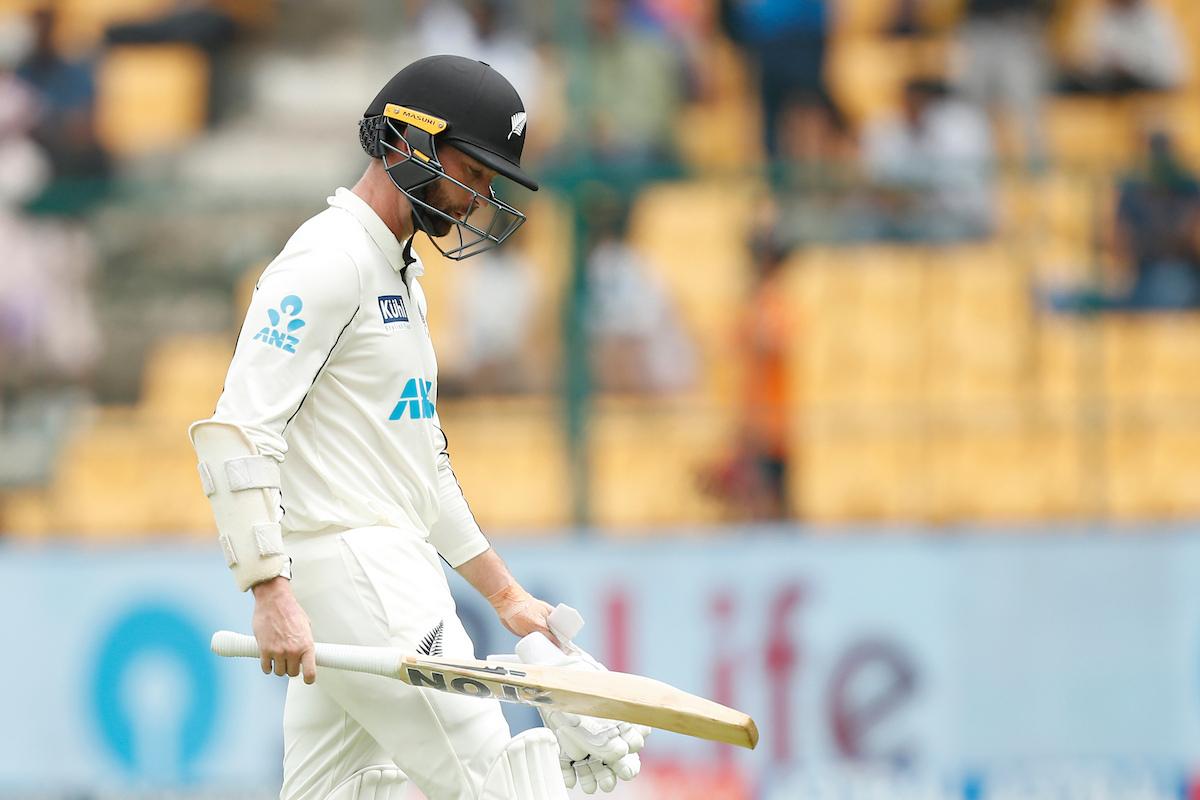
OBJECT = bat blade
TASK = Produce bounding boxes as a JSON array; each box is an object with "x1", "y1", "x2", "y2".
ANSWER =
[
  {"x1": 398, "y1": 655, "x2": 758, "y2": 749},
  {"x1": 211, "y1": 631, "x2": 758, "y2": 749}
]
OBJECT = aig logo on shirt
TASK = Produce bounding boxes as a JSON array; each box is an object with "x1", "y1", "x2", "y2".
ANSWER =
[
  {"x1": 389, "y1": 378, "x2": 435, "y2": 420},
  {"x1": 378, "y1": 294, "x2": 410, "y2": 329}
]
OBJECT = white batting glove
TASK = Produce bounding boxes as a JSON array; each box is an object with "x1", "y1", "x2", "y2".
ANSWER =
[{"x1": 512, "y1": 606, "x2": 650, "y2": 793}]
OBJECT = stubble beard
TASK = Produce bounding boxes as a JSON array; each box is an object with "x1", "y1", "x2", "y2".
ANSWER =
[{"x1": 411, "y1": 180, "x2": 459, "y2": 239}]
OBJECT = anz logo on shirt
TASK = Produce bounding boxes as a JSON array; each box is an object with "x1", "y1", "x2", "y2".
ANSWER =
[
  {"x1": 253, "y1": 294, "x2": 305, "y2": 353},
  {"x1": 389, "y1": 378, "x2": 435, "y2": 420}
]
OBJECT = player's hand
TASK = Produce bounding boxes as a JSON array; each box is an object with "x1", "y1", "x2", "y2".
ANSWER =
[
  {"x1": 251, "y1": 576, "x2": 316, "y2": 684},
  {"x1": 509, "y1": 631, "x2": 649, "y2": 793},
  {"x1": 485, "y1": 582, "x2": 560, "y2": 645}
]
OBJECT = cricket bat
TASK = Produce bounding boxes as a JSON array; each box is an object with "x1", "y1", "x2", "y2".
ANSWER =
[{"x1": 211, "y1": 631, "x2": 758, "y2": 749}]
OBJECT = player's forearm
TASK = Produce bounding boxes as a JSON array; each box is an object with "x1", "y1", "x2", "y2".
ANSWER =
[
  {"x1": 455, "y1": 546, "x2": 516, "y2": 599},
  {"x1": 457, "y1": 548, "x2": 558, "y2": 642}
]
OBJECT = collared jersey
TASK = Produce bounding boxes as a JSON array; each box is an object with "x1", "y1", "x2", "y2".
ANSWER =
[{"x1": 205, "y1": 187, "x2": 488, "y2": 567}]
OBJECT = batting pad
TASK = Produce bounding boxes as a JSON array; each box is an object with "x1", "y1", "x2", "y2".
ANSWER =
[{"x1": 478, "y1": 728, "x2": 567, "y2": 800}]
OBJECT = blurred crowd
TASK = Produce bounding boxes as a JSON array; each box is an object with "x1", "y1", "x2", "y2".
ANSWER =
[{"x1": 0, "y1": 0, "x2": 1197, "y2": 525}]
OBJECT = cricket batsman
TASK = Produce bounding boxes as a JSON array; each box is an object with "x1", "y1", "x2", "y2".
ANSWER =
[{"x1": 189, "y1": 55, "x2": 647, "y2": 799}]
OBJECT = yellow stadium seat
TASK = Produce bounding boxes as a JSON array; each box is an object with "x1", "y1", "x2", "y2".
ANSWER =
[
  {"x1": 675, "y1": 37, "x2": 763, "y2": 172},
  {"x1": 789, "y1": 246, "x2": 928, "y2": 410},
  {"x1": 923, "y1": 245, "x2": 1031, "y2": 405},
  {"x1": 0, "y1": 488, "x2": 54, "y2": 536},
  {"x1": 825, "y1": 37, "x2": 908, "y2": 125},
  {"x1": 832, "y1": 0, "x2": 898, "y2": 34},
  {"x1": 588, "y1": 396, "x2": 737, "y2": 528},
  {"x1": 140, "y1": 334, "x2": 232, "y2": 423},
  {"x1": 42, "y1": 409, "x2": 211, "y2": 536},
  {"x1": 797, "y1": 424, "x2": 927, "y2": 522},
  {"x1": 97, "y1": 44, "x2": 208, "y2": 156},
  {"x1": 1045, "y1": 97, "x2": 1137, "y2": 169},
  {"x1": 1100, "y1": 423, "x2": 1200, "y2": 520},
  {"x1": 925, "y1": 416, "x2": 1084, "y2": 521},
  {"x1": 627, "y1": 180, "x2": 761, "y2": 395},
  {"x1": 435, "y1": 397, "x2": 570, "y2": 532}
]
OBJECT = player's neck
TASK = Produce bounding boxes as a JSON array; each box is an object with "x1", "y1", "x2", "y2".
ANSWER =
[{"x1": 351, "y1": 163, "x2": 415, "y2": 244}]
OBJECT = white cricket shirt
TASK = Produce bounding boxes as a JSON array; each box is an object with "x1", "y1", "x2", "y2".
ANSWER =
[{"x1": 205, "y1": 187, "x2": 488, "y2": 567}]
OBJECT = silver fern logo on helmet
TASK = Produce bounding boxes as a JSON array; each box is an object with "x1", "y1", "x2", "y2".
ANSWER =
[{"x1": 508, "y1": 111, "x2": 527, "y2": 140}]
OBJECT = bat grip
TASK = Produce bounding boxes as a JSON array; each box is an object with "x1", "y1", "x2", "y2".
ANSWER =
[{"x1": 211, "y1": 631, "x2": 402, "y2": 678}]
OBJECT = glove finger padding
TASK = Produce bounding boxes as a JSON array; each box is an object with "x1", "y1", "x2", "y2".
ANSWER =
[
  {"x1": 616, "y1": 722, "x2": 650, "y2": 754},
  {"x1": 560, "y1": 755, "x2": 577, "y2": 789},
  {"x1": 544, "y1": 708, "x2": 629, "y2": 763},
  {"x1": 576, "y1": 758, "x2": 598, "y2": 795},
  {"x1": 575, "y1": 757, "x2": 617, "y2": 795},
  {"x1": 612, "y1": 752, "x2": 640, "y2": 782}
]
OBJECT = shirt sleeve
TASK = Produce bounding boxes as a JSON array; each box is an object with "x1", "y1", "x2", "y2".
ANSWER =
[
  {"x1": 209, "y1": 247, "x2": 361, "y2": 460},
  {"x1": 426, "y1": 417, "x2": 491, "y2": 568}
]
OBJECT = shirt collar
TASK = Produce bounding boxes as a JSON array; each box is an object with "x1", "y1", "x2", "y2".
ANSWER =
[{"x1": 327, "y1": 187, "x2": 424, "y2": 277}]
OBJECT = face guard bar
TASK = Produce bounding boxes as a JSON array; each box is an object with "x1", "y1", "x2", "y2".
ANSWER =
[{"x1": 367, "y1": 106, "x2": 527, "y2": 261}]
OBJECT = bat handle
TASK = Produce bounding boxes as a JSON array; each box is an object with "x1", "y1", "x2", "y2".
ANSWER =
[
  {"x1": 211, "y1": 630, "x2": 260, "y2": 659},
  {"x1": 211, "y1": 631, "x2": 403, "y2": 678}
]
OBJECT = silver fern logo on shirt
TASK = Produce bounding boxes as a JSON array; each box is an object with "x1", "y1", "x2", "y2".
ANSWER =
[{"x1": 417, "y1": 620, "x2": 444, "y2": 657}]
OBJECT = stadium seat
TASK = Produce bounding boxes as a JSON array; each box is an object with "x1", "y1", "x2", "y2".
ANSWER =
[
  {"x1": 675, "y1": 37, "x2": 763, "y2": 172},
  {"x1": 140, "y1": 334, "x2": 231, "y2": 423},
  {"x1": 627, "y1": 180, "x2": 759, "y2": 394},
  {"x1": 789, "y1": 246, "x2": 927, "y2": 410},
  {"x1": 925, "y1": 416, "x2": 1084, "y2": 521},
  {"x1": 97, "y1": 44, "x2": 209, "y2": 156},
  {"x1": 1099, "y1": 422, "x2": 1200, "y2": 520},
  {"x1": 797, "y1": 422, "x2": 927, "y2": 522},
  {"x1": 588, "y1": 396, "x2": 736, "y2": 529},
  {"x1": 922, "y1": 245, "x2": 1030, "y2": 405},
  {"x1": 435, "y1": 397, "x2": 571, "y2": 532},
  {"x1": 37, "y1": 409, "x2": 210, "y2": 536},
  {"x1": 1045, "y1": 97, "x2": 1137, "y2": 169}
]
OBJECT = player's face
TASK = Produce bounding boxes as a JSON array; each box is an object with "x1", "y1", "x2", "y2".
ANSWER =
[{"x1": 418, "y1": 147, "x2": 498, "y2": 237}]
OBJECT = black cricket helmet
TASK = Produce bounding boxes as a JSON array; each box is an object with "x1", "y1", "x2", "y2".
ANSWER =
[{"x1": 359, "y1": 55, "x2": 538, "y2": 260}]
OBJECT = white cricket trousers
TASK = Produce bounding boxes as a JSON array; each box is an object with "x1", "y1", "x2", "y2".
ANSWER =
[{"x1": 280, "y1": 525, "x2": 511, "y2": 800}]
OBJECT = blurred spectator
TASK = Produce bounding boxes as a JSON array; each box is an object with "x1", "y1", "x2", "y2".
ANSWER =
[
  {"x1": 719, "y1": 0, "x2": 832, "y2": 161},
  {"x1": 441, "y1": 245, "x2": 540, "y2": 395},
  {"x1": 105, "y1": 0, "x2": 239, "y2": 125},
  {"x1": 15, "y1": 5, "x2": 111, "y2": 191},
  {"x1": 0, "y1": 17, "x2": 45, "y2": 191},
  {"x1": 578, "y1": 0, "x2": 687, "y2": 167},
  {"x1": 954, "y1": 0, "x2": 1053, "y2": 167},
  {"x1": 408, "y1": 0, "x2": 542, "y2": 120},
  {"x1": 863, "y1": 79, "x2": 995, "y2": 241},
  {"x1": 700, "y1": 217, "x2": 793, "y2": 520},
  {"x1": 774, "y1": 100, "x2": 881, "y2": 244},
  {"x1": 583, "y1": 185, "x2": 695, "y2": 394},
  {"x1": 1111, "y1": 132, "x2": 1200, "y2": 309},
  {"x1": 0, "y1": 17, "x2": 99, "y2": 395},
  {"x1": 888, "y1": 0, "x2": 928, "y2": 37},
  {"x1": 1058, "y1": 0, "x2": 1188, "y2": 95},
  {"x1": 1045, "y1": 132, "x2": 1200, "y2": 312}
]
